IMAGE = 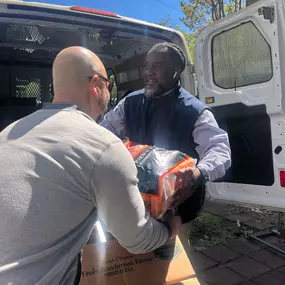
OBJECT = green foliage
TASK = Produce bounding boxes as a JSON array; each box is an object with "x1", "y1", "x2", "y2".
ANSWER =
[
  {"x1": 158, "y1": 14, "x2": 197, "y2": 62},
  {"x1": 157, "y1": 14, "x2": 175, "y2": 28},
  {"x1": 157, "y1": 1, "x2": 247, "y2": 62},
  {"x1": 183, "y1": 31, "x2": 197, "y2": 64},
  {"x1": 180, "y1": 0, "x2": 246, "y2": 32},
  {"x1": 180, "y1": 0, "x2": 212, "y2": 32}
]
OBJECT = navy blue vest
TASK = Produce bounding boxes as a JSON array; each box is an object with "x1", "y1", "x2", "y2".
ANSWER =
[{"x1": 124, "y1": 86, "x2": 209, "y2": 159}]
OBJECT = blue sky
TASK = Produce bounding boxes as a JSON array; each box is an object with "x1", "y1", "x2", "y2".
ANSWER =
[{"x1": 26, "y1": 0, "x2": 185, "y2": 28}]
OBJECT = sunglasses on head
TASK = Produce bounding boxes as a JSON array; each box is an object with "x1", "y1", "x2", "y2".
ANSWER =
[{"x1": 86, "y1": 73, "x2": 113, "y2": 92}]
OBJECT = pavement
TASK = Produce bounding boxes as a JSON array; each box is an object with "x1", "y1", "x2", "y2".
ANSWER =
[
  {"x1": 203, "y1": 200, "x2": 277, "y2": 231},
  {"x1": 187, "y1": 235, "x2": 285, "y2": 285},
  {"x1": 188, "y1": 201, "x2": 285, "y2": 285}
]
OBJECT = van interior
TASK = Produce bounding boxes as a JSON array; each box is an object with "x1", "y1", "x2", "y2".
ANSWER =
[
  {"x1": 0, "y1": 12, "x2": 177, "y2": 131},
  {"x1": 214, "y1": 103, "x2": 274, "y2": 187}
]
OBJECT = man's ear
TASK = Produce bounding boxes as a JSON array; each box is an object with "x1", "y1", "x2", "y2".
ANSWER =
[{"x1": 90, "y1": 75, "x2": 101, "y2": 97}]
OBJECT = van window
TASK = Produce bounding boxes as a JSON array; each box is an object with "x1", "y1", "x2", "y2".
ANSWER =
[
  {"x1": 212, "y1": 21, "x2": 273, "y2": 89},
  {"x1": 107, "y1": 68, "x2": 118, "y2": 107}
]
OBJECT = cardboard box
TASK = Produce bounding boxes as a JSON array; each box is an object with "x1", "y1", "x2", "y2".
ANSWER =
[
  {"x1": 172, "y1": 278, "x2": 201, "y2": 285},
  {"x1": 80, "y1": 229, "x2": 195, "y2": 285}
]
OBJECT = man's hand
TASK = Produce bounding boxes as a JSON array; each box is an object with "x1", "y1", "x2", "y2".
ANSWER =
[
  {"x1": 161, "y1": 209, "x2": 182, "y2": 239},
  {"x1": 167, "y1": 167, "x2": 201, "y2": 209}
]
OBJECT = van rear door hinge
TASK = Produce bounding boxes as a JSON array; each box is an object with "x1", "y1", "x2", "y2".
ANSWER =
[{"x1": 258, "y1": 6, "x2": 275, "y2": 23}]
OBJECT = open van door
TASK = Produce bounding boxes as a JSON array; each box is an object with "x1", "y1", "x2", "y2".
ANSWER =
[{"x1": 195, "y1": 0, "x2": 285, "y2": 211}]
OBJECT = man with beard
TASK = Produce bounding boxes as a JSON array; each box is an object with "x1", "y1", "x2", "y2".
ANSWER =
[
  {"x1": 101, "y1": 42, "x2": 231, "y2": 250},
  {"x1": 0, "y1": 46, "x2": 180, "y2": 285}
]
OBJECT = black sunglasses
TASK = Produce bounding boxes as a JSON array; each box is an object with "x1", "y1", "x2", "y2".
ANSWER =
[{"x1": 86, "y1": 73, "x2": 113, "y2": 92}]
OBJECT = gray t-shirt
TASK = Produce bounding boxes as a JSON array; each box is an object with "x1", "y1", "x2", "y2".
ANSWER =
[{"x1": 0, "y1": 104, "x2": 168, "y2": 285}]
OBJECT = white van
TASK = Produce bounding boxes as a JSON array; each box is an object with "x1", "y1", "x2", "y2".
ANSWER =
[
  {"x1": 0, "y1": 0, "x2": 196, "y2": 129},
  {"x1": 196, "y1": 0, "x2": 285, "y2": 212},
  {"x1": 0, "y1": 0, "x2": 283, "y2": 211}
]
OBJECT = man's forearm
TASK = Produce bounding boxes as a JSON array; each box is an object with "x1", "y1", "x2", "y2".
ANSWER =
[
  {"x1": 197, "y1": 146, "x2": 231, "y2": 181},
  {"x1": 118, "y1": 218, "x2": 170, "y2": 254},
  {"x1": 193, "y1": 110, "x2": 231, "y2": 182},
  {"x1": 92, "y1": 140, "x2": 170, "y2": 254}
]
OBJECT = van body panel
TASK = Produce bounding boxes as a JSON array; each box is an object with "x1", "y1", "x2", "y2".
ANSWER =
[{"x1": 196, "y1": 0, "x2": 285, "y2": 211}]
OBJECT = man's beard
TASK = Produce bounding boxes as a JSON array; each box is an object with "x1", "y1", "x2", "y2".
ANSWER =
[
  {"x1": 98, "y1": 94, "x2": 109, "y2": 114},
  {"x1": 144, "y1": 85, "x2": 165, "y2": 98}
]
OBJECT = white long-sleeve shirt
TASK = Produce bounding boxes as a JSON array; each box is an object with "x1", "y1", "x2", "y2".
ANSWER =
[{"x1": 101, "y1": 96, "x2": 231, "y2": 182}]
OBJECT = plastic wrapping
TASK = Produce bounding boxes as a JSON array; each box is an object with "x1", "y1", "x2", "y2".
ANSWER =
[{"x1": 124, "y1": 141, "x2": 197, "y2": 219}]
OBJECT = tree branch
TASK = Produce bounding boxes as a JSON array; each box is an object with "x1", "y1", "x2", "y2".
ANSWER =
[
  {"x1": 218, "y1": 0, "x2": 224, "y2": 19},
  {"x1": 221, "y1": 0, "x2": 225, "y2": 17},
  {"x1": 215, "y1": 2, "x2": 219, "y2": 20},
  {"x1": 210, "y1": 0, "x2": 215, "y2": 21}
]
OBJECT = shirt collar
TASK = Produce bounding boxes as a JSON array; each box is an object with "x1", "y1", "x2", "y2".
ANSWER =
[{"x1": 43, "y1": 103, "x2": 80, "y2": 111}]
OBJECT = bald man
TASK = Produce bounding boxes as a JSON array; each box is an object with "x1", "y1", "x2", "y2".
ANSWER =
[{"x1": 0, "y1": 47, "x2": 180, "y2": 285}]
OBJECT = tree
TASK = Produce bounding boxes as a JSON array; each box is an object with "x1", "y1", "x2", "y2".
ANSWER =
[
  {"x1": 180, "y1": 0, "x2": 246, "y2": 32},
  {"x1": 157, "y1": 14, "x2": 175, "y2": 29},
  {"x1": 157, "y1": 14, "x2": 197, "y2": 62},
  {"x1": 158, "y1": 1, "x2": 247, "y2": 62}
]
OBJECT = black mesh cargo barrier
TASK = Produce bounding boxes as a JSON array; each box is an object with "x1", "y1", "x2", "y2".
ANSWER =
[{"x1": 15, "y1": 77, "x2": 42, "y2": 103}]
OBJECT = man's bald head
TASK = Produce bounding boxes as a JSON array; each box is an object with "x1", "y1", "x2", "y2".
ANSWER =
[
  {"x1": 53, "y1": 46, "x2": 105, "y2": 95},
  {"x1": 52, "y1": 46, "x2": 110, "y2": 119}
]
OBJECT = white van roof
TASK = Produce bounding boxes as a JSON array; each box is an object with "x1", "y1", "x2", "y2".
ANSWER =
[{"x1": 0, "y1": 0, "x2": 180, "y2": 34}]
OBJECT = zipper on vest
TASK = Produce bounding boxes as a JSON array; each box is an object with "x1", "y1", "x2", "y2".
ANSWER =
[{"x1": 145, "y1": 98, "x2": 154, "y2": 138}]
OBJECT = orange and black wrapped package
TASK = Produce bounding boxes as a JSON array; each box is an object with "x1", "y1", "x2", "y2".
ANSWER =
[{"x1": 124, "y1": 141, "x2": 196, "y2": 219}]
